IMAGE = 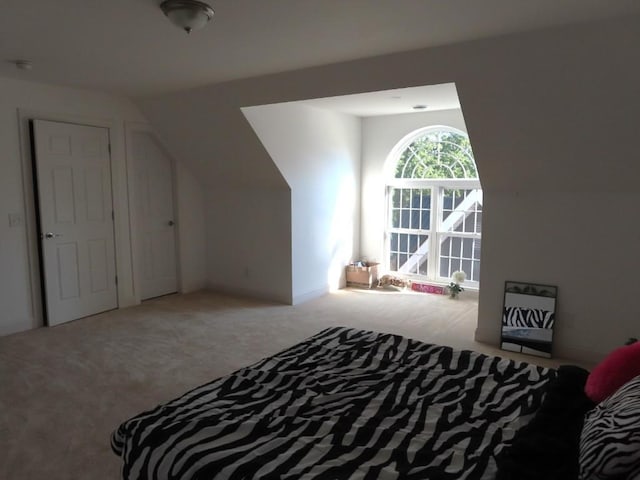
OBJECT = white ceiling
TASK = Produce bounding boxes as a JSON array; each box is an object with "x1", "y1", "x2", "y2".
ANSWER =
[
  {"x1": 300, "y1": 83, "x2": 460, "y2": 117},
  {"x1": 1, "y1": 0, "x2": 639, "y2": 98}
]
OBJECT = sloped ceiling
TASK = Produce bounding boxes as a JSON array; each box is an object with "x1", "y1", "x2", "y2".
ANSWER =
[
  {"x1": 1, "y1": 0, "x2": 639, "y2": 96},
  {"x1": 139, "y1": 15, "x2": 640, "y2": 191}
]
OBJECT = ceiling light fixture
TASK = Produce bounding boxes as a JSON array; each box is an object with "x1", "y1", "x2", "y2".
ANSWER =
[
  {"x1": 413, "y1": 105, "x2": 428, "y2": 110},
  {"x1": 160, "y1": 0, "x2": 214, "y2": 34}
]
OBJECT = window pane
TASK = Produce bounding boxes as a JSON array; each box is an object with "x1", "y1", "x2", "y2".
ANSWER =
[
  {"x1": 401, "y1": 209, "x2": 410, "y2": 228},
  {"x1": 439, "y1": 257, "x2": 449, "y2": 278},
  {"x1": 451, "y1": 237, "x2": 461, "y2": 257},
  {"x1": 473, "y1": 238, "x2": 482, "y2": 261},
  {"x1": 441, "y1": 236, "x2": 451, "y2": 256},
  {"x1": 417, "y1": 254, "x2": 428, "y2": 275},
  {"x1": 453, "y1": 257, "x2": 462, "y2": 272},
  {"x1": 409, "y1": 234, "x2": 418, "y2": 252},
  {"x1": 411, "y1": 190, "x2": 421, "y2": 208},
  {"x1": 399, "y1": 234, "x2": 408, "y2": 252},
  {"x1": 462, "y1": 238, "x2": 473, "y2": 258},
  {"x1": 389, "y1": 253, "x2": 398, "y2": 271},
  {"x1": 462, "y1": 259, "x2": 472, "y2": 276},
  {"x1": 464, "y1": 212, "x2": 475, "y2": 233},
  {"x1": 392, "y1": 188, "x2": 400, "y2": 206},
  {"x1": 401, "y1": 189, "x2": 410, "y2": 208},
  {"x1": 473, "y1": 261, "x2": 481, "y2": 282},
  {"x1": 390, "y1": 232, "x2": 398, "y2": 249},
  {"x1": 442, "y1": 191, "x2": 453, "y2": 210},
  {"x1": 392, "y1": 209, "x2": 400, "y2": 228},
  {"x1": 421, "y1": 202, "x2": 431, "y2": 230},
  {"x1": 411, "y1": 209, "x2": 420, "y2": 229}
]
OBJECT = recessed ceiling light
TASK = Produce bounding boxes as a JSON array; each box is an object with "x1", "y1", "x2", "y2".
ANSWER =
[
  {"x1": 391, "y1": 96, "x2": 402, "y2": 100},
  {"x1": 413, "y1": 105, "x2": 428, "y2": 110}
]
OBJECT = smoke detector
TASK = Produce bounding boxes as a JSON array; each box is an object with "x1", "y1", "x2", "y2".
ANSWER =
[{"x1": 14, "y1": 60, "x2": 33, "y2": 70}]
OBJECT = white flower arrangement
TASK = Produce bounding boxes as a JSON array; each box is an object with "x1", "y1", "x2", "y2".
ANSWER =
[
  {"x1": 452, "y1": 271, "x2": 466, "y2": 284},
  {"x1": 448, "y1": 271, "x2": 466, "y2": 298}
]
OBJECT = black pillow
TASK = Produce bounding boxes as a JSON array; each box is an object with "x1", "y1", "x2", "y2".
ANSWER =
[{"x1": 495, "y1": 365, "x2": 595, "y2": 480}]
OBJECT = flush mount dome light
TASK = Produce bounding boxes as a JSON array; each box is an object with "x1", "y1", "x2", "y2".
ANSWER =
[{"x1": 160, "y1": 0, "x2": 214, "y2": 34}]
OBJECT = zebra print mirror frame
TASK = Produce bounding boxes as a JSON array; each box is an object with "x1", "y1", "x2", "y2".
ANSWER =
[{"x1": 501, "y1": 281, "x2": 558, "y2": 358}]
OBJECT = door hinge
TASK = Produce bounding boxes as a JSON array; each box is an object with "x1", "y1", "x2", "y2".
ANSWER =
[
  {"x1": 115, "y1": 275, "x2": 118, "y2": 286},
  {"x1": 112, "y1": 210, "x2": 114, "y2": 221},
  {"x1": 108, "y1": 143, "x2": 111, "y2": 154}
]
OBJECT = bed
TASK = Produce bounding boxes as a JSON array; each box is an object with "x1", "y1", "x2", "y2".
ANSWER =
[{"x1": 111, "y1": 326, "x2": 589, "y2": 480}]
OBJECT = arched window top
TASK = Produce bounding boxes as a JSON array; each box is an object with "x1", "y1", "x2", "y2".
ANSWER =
[{"x1": 392, "y1": 127, "x2": 478, "y2": 179}]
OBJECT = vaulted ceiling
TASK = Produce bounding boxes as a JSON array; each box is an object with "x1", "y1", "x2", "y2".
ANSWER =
[{"x1": 2, "y1": 0, "x2": 639, "y2": 97}]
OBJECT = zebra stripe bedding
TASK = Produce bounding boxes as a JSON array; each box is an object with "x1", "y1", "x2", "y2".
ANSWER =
[
  {"x1": 502, "y1": 307, "x2": 555, "y2": 329},
  {"x1": 111, "y1": 327, "x2": 554, "y2": 480}
]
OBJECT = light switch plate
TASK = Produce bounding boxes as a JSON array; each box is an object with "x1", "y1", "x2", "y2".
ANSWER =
[{"x1": 9, "y1": 213, "x2": 23, "y2": 227}]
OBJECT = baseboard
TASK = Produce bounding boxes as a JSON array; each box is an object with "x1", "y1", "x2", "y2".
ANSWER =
[
  {"x1": 207, "y1": 283, "x2": 292, "y2": 305},
  {"x1": 474, "y1": 325, "x2": 500, "y2": 347},
  {"x1": 292, "y1": 286, "x2": 330, "y2": 305},
  {"x1": 552, "y1": 345, "x2": 600, "y2": 367}
]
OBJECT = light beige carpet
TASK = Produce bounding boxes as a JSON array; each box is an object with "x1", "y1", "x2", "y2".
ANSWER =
[{"x1": 0, "y1": 288, "x2": 574, "y2": 480}]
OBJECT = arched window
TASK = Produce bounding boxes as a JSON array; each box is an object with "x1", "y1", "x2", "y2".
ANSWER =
[{"x1": 385, "y1": 127, "x2": 482, "y2": 285}]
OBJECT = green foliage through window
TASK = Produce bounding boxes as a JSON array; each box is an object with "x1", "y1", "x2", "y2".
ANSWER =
[{"x1": 395, "y1": 130, "x2": 477, "y2": 179}]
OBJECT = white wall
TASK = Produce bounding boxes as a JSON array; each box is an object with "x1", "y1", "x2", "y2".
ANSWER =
[
  {"x1": 175, "y1": 162, "x2": 208, "y2": 293},
  {"x1": 138, "y1": 85, "x2": 292, "y2": 303},
  {"x1": 360, "y1": 109, "x2": 468, "y2": 267},
  {"x1": 0, "y1": 77, "x2": 206, "y2": 335},
  {"x1": 206, "y1": 186, "x2": 292, "y2": 303},
  {"x1": 480, "y1": 191, "x2": 640, "y2": 361},
  {"x1": 140, "y1": 14, "x2": 640, "y2": 362},
  {"x1": 242, "y1": 103, "x2": 361, "y2": 303}
]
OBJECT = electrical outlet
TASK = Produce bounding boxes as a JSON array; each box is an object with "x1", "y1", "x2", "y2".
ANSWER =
[{"x1": 8, "y1": 213, "x2": 23, "y2": 228}]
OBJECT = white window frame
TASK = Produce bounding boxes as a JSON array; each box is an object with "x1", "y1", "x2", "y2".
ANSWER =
[{"x1": 384, "y1": 128, "x2": 482, "y2": 287}]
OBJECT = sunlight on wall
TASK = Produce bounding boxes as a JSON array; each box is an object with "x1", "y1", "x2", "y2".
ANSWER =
[{"x1": 327, "y1": 173, "x2": 357, "y2": 290}]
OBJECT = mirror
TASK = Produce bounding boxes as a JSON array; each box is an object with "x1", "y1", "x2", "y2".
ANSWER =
[{"x1": 500, "y1": 281, "x2": 557, "y2": 358}]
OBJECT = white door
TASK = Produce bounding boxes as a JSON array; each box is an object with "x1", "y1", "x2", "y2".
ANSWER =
[
  {"x1": 32, "y1": 120, "x2": 118, "y2": 326},
  {"x1": 131, "y1": 131, "x2": 178, "y2": 300}
]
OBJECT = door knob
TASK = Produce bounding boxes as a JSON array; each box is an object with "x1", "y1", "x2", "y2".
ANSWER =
[
  {"x1": 168, "y1": 220, "x2": 175, "y2": 226},
  {"x1": 44, "y1": 232, "x2": 62, "y2": 239}
]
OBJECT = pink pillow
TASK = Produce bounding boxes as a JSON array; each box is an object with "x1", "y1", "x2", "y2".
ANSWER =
[{"x1": 585, "y1": 342, "x2": 640, "y2": 403}]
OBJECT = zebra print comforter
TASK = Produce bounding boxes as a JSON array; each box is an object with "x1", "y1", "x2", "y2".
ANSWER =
[{"x1": 111, "y1": 327, "x2": 554, "y2": 480}]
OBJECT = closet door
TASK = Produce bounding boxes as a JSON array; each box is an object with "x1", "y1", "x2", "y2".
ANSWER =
[
  {"x1": 33, "y1": 119, "x2": 117, "y2": 325},
  {"x1": 131, "y1": 131, "x2": 178, "y2": 300}
]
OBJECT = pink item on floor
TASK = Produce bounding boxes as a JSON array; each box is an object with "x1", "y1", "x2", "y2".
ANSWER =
[{"x1": 411, "y1": 283, "x2": 445, "y2": 295}]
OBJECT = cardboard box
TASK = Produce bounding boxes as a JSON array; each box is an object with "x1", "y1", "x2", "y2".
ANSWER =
[{"x1": 346, "y1": 262, "x2": 379, "y2": 289}]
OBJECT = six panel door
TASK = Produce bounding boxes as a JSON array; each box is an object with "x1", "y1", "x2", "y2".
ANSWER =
[
  {"x1": 32, "y1": 119, "x2": 118, "y2": 326},
  {"x1": 131, "y1": 131, "x2": 178, "y2": 300}
]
